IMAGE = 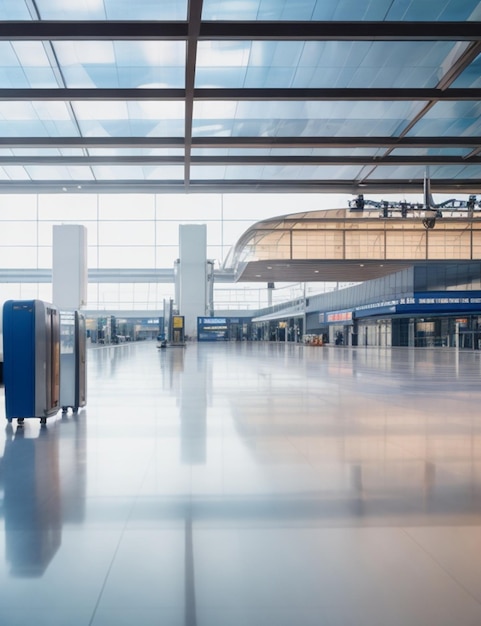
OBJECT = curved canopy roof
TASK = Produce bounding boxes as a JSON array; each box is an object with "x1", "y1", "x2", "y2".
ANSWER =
[
  {"x1": 0, "y1": 1, "x2": 481, "y2": 194},
  {"x1": 224, "y1": 202, "x2": 481, "y2": 282}
]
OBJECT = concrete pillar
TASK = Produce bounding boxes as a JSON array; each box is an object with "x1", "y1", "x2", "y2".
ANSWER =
[
  {"x1": 52, "y1": 225, "x2": 88, "y2": 310},
  {"x1": 409, "y1": 319, "x2": 416, "y2": 347},
  {"x1": 178, "y1": 224, "x2": 207, "y2": 339},
  {"x1": 267, "y1": 282, "x2": 275, "y2": 307}
]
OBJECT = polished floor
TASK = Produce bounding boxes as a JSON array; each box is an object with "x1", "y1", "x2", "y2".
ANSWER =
[{"x1": 2, "y1": 341, "x2": 481, "y2": 625}]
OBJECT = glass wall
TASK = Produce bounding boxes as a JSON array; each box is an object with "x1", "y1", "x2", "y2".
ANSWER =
[{"x1": 0, "y1": 191, "x2": 350, "y2": 310}]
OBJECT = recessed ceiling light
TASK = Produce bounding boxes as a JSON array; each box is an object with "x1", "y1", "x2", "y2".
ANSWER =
[
  {"x1": 360, "y1": 264, "x2": 364, "y2": 267},
  {"x1": 255, "y1": 274, "x2": 261, "y2": 277},
  {"x1": 267, "y1": 266, "x2": 272, "y2": 270},
  {"x1": 314, "y1": 270, "x2": 319, "y2": 273}
]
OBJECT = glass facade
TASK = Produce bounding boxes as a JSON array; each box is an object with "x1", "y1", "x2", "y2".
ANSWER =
[
  {"x1": 0, "y1": 192, "x2": 350, "y2": 311},
  {"x1": 229, "y1": 208, "x2": 481, "y2": 266}
]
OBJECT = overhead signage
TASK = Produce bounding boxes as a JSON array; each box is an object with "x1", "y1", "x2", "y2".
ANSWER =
[
  {"x1": 173, "y1": 315, "x2": 184, "y2": 328},
  {"x1": 320, "y1": 291, "x2": 481, "y2": 323},
  {"x1": 200, "y1": 317, "x2": 226, "y2": 324},
  {"x1": 354, "y1": 291, "x2": 481, "y2": 318},
  {"x1": 327, "y1": 311, "x2": 352, "y2": 323}
]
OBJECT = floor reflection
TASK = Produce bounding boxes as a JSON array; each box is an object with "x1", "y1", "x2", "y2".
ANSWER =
[
  {"x1": 2, "y1": 425, "x2": 61, "y2": 577},
  {"x1": 1, "y1": 342, "x2": 481, "y2": 625}
]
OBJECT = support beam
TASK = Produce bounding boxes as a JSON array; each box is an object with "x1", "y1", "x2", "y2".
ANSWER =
[
  {"x1": 0, "y1": 21, "x2": 479, "y2": 41},
  {"x1": 0, "y1": 87, "x2": 480, "y2": 101},
  {"x1": 0, "y1": 136, "x2": 480, "y2": 149},
  {"x1": 0, "y1": 155, "x2": 479, "y2": 166},
  {"x1": 0, "y1": 178, "x2": 479, "y2": 194}
]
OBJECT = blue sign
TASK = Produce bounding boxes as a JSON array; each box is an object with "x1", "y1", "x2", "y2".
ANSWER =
[{"x1": 354, "y1": 291, "x2": 481, "y2": 318}]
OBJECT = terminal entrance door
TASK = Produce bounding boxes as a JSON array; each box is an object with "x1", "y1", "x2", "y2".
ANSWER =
[{"x1": 455, "y1": 318, "x2": 481, "y2": 349}]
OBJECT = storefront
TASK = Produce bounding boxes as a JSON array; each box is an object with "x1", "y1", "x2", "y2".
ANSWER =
[
  {"x1": 251, "y1": 314, "x2": 304, "y2": 343},
  {"x1": 197, "y1": 317, "x2": 252, "y2": 342},
  {"x1": 312, "y1": 291, "x2": 481, "y2": 348}
]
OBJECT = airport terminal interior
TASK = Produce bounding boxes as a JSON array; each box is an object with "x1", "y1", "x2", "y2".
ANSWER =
[{"x1": 2, "y1": 1, "x2": 481, "y2": 624}]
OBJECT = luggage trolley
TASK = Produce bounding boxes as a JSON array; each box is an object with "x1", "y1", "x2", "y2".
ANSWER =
[{"x1": 60, "y1": 310, "x2": 87, "y2": 414}]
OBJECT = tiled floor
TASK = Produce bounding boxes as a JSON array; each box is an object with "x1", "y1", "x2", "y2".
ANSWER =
[{"x1": 2, "y1": 341, "x2": 481, "y2": 625}]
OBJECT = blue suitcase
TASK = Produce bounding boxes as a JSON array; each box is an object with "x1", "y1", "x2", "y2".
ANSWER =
[{"x1": 3, "y1": 300, "x2": 61, "y2": 424}]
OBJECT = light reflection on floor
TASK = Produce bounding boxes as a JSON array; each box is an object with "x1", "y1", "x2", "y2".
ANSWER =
[{"x1": 1, "y1": 342, "x2": 481, "y2": 625}]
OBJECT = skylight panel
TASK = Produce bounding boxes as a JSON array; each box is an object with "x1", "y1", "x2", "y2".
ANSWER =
[
  {"x1": 91, "y1": 165, "x2": 184, "y2": 180},
  {"x1": 193, "y1": 100, "x2": 426, "y2": 138},
  {"x1": 0, "y1": 42, "x2": 58, "y2": 88},
  {"x1": 408, "y1": 101, "x2": 481, "y2": 137},
  {"x1": 54, "y1": 41, "x2": 186, "y2": 89},
  {"x1": 13, "y1": 42, "x2": 52, "y2": 68},
  {"x1": 11, "y1": 148, "x2": 83, "y2": 157},
  {"x1": 0, "y1": 0, "x2": 32, "y2": 19},
  {"x1": 196, "y1": 40, "x2": 458, "y2": 89},
  {"x1": 451, "y1": 53, "x2": 481, "y2": 88},
  {"x1": 202, "y1": 0, "x2": 481, "y2": 21},
  {"x1": 24, "y1": 165, "x2": 95, "y2": 180},
  {"x1": 35, "y1": 0, "x2": 188, "y2": 20},
  {"x1": 88, "y1": 148, "x2": 184, "y2": 157},
  {"x1": 73, "y1": 101, "x2": 185, "y2": 137},
  {"x1": 0, "y1": 166, "x2": 30, "y2": 180},
  {"x1": 0, "y1": 101, "x2": 79, "y2": 136}
]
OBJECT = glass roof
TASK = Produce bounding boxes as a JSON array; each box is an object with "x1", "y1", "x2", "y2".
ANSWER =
[
  {"x1": 0, "y1": 2, "x2": 480, "y2": 194},
  {"x1": 34, "y1": 0, "x2": 188, "y2": 21},
  {"x1": 202, "y1": 0, "x2": 481, "y2": 21},
  {"x1": 191, "y1": 147, "x2": 383, "y2": 157},
  {"x1": 452, "y1": 53, "x2": 481, "y2": 87},
  {"x1": 54, "y1": 41, "x2": 186, "y2": 89},
  {"x1": 192, "y1": 100, "x2": 427, "y2": 137},
  {"x1": 407, "y1": 101, "x2": 481, "y2": 137},
  {"x1": 195, "y1": 41, "x2": 461, "y2": 89}
]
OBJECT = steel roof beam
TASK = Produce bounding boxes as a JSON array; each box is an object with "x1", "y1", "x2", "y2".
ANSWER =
[
  {"x1": 1, "y1": 155, "x2": 480, "y2": 166},
  {"x1": 193, "y1": 88, "x2": 481, "y2": 101},
  {"x1": 200, "y1": 21, "x2": 481, "y2": 42},
  {"x1": 0, "y1": 21, "x2": 480, "y2": 41},
  {"x1": 184, "y1": 0, "x2": 203, "y2": 190},
  {"x1": 0, "y1": 179, "x2": 479, "y2": 194},
  {"x1": 0, "y1": 87, "x2": 480, "y2": 101},
  {"x1": 0, "y1": 136, "x2": 479, "y2": 149}
]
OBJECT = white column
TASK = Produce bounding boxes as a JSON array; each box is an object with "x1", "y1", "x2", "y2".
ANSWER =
[
  {"x1": 52, "y1": 225, "x2": 88, "y2": 310},
  {"x1": 267, "y1": 282, "x2": 274, "y2": 307},
  {"x1": 178, "y1": 224, "x2": 207, "y2": 339}
]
